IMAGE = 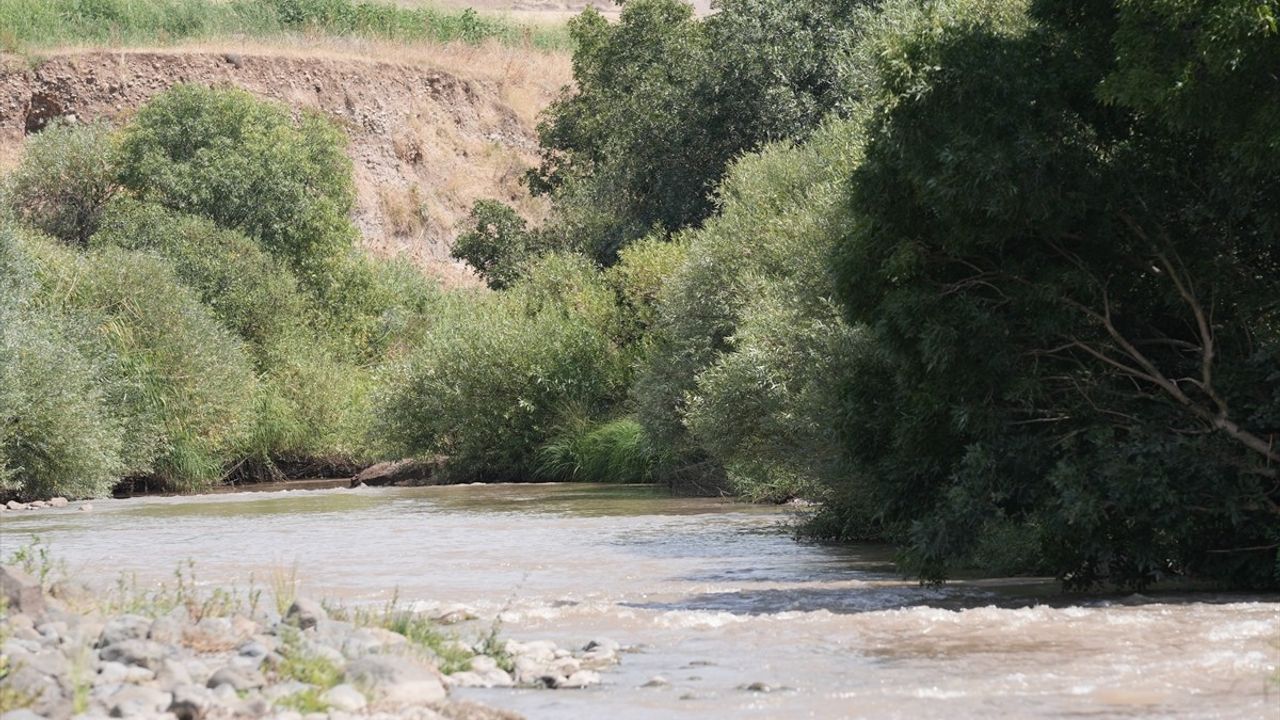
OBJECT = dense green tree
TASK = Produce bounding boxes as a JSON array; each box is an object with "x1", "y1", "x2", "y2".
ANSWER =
[
  {"x1": 828, "y1": 0, "x2": 1280, "y2": 588},
  {"x1": 530, "y1": 0, "x2": 869, "y2": 261}
]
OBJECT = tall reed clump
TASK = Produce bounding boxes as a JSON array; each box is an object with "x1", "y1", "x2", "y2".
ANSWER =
[{"x1": 0, "y1": 223, "x2": 123, "y2": 499}]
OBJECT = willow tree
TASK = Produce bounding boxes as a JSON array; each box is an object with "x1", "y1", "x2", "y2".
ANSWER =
[{"x1": 829, "y1": 0, "x2": 1280, "y2": 588}]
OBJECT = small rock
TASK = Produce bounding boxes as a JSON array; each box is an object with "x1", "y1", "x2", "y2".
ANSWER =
[
  {"x1": 210, "y1": 682, "x2": 238, "y2": 705},
  {"x1": 98, "y1": 615, "x2": 152, "y2": 647},
  {"x1": 320, "y1": 684, "x2": 367, "y2": 712},
  {"x1": 48, "y1": 578, "x2": 93, "y2": 607},
  {"x1": 583, "y1": 638, "x2": 621, "y2": 653},
  {"x1": 285, "y1": 598, "x2": 327, "y2": 630},
  {"x1": 35, "y1": 620, "x2": 66, "y2": 642},
  {"x1": 7, "y1": 613, "x2": 35, "y2": 631},
  {"x1": 206, "y1": 665, "x2": 266, "y2": 691},
  {"x1": 741, "y1": 681, "x2": 773, "y2": 693},
  {"x1": 168, "y1": 684, "x2": 215, "y2": 720},
  {"x1": 557, "y1": 670, "x2": 601, "y2": 689},
  {"x1": 49, "y1": 497, "x2": 69, "y2": 508},
  {"x1": 97, "y1": 661, "x2": 131, "y2": 685},
  {"x1": 99, "y1": 639, "x2": 169, "y2": 670},
  {"x1": 238, "y1": 640, "x2": 269, "y2": 658},
  {"x1": 148, "y1": 616, "x2": 184, "y2": 644},
  {"x1": 2, "y1": 665, "x2": 62, "y2": 711},
  {"x1": 28, "y1": 500, "x2": 47, "y2": 509},
  {"x1": 0, "y1": 565, "x2": 45, "y2": 616},
  {"x1": 642, "y1": 675, "x2": 670, "y2": 688},
  {"x1": 107, "y1": 684, "x2": 171, "y2": 718},
  {"x1": 185, "y1": 616, "x2": 238, "y2": 649},
  {"x1": 79, "y1": 503, "x2": 93, "y2": 512},
  {"x1": 156, "y1": 658, "x2": 193, "y2": 686},
  {"x1": 5, "y1": 500, "x2": 25, "y2": 510}
]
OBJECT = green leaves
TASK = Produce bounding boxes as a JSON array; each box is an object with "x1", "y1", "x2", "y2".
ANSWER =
[{"x1": 826, "y1": 0, "x2": 1280, "y2": 587}]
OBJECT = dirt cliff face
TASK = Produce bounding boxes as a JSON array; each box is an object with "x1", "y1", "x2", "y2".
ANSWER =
[{"x1": 0, "y1": 45, "x2": 571, "y2": 285}]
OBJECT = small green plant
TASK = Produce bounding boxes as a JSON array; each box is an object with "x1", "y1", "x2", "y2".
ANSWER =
[
  {"x1": 5, "y1": 536, "x2": 59, "y2": 586},
  {"x1": 475, "y1": 620, "x2": 514, "y2": 674},
  {"x1": 274, "y1": 626, "x2": 341, "y2": 693},
  {"x1": 270, "y1": 563, "x2": 300, "y2": 616},
  {"x1": 274, "y1": 687, "x2": 330, "y2": 713},
  {"x1": 336, "y1": 592, "x2": 473, "y2": 674}
]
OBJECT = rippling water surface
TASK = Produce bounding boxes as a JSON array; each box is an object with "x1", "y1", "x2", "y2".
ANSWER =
[{"x1": 1, "y1": 483, "x2": 1276, "y2": 719}]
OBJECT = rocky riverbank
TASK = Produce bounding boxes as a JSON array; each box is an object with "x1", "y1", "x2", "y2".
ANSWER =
[{"x1": 0, "y1": 566, "x2": 621, "y2": 720}]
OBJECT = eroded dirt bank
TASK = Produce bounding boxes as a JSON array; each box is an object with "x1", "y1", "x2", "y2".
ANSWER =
[{"x1": 0, "y1": 45, "x2": 571, "y2": 286}]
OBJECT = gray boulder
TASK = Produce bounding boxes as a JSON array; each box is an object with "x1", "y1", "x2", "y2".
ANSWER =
[
  {"x1": 206, "y1": 665, "x2": 266, "y2": 691},
  {"x1": 107, "y1": 685, "x2": 172, "y2": 718},
  {"x1": 343, "y1": 655, "x2": 446, "y2": 705},
  {"x1": 320, "y1": 684, "x2": 367, "y2": 712},
  {"x1": 0, "y1": 565, "x2": 45, "y2": 617},
  {"x1": 284, "y1": 598, "x2": 327, "y2": 630},
  {"x1": 168, "y1": 684, "x2": 216, "y2": 720},
  {"x1": 97, "y1": 615, "x2": 151, "y2": 648},
  {"x1": 99, "y1": 639, "x2": 169, "y2": 670}
]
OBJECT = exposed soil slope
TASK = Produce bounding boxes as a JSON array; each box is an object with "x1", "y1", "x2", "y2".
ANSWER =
[{"x1": 0, "y1": 43, "x2": 572, "y2": 285}]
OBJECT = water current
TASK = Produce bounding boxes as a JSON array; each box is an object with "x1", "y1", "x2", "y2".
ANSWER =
[{"x1": 1, "y1": 483, "x2": 1275, "y2": 719}]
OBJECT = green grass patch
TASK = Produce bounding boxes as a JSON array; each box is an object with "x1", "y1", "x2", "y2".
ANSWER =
[
  {"x1": 0, "y1": 0, "x2": 571, "y2": 52},
  {"x1": 536, "y1": 415, "x2": 655, "y2": 483}
]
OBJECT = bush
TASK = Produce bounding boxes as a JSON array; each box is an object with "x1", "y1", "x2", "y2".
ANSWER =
[
  {"x1": 375, "y1": 291, "x2": 625, "y2": 481},
  {"x1": 451, "y1": 200, "x2": 543, "y2": 290},
  {"x1": 4, "y1": 120, "x2": 119, "y2": 246},
  {"x1": 536, "y1": 416, "x2": 654, "y2": 483},
  {"x1": 0, "y1": 224, "x2": 123, "y2": 499},
  {"x1": 605, "y1": 235, "x2": 687, "y2": 345},
  {"x1": 634, "y1": 119, "x2": 865, "y2": 491},
  {"x1": 27, "y1": 237, "x2": 258, "y2": 490},
  {"x1": 91, "y1": 198, "x2": 307, "y2": 355},
  {"x1": 117, "y1": 84, "x2": 356, "y2": 277}
]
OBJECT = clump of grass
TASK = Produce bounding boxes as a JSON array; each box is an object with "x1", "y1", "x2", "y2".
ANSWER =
[
  {"x1": 274, "y1": 687, "x2": 330, "y2": 713},
  {"x1": 275, "y1": 627, "x2": 343, "y2": 687},
  {"x1": 270, "y1": 563, "x2": 300, "y2": 616},
  {"x1": 0, "y1": 0, "x2": 571, "y2": 52},
  {"x1": 536, "y1": 415, "x2": 655, "y2": 483},
  {"x1": 333, "y1": 592, "x2": 472, "y2": 674}
]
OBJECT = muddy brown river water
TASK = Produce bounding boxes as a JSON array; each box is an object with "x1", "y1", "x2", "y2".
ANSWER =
[{"x1": 1, "y1": 483, "x2": 1276, "y2": 719}]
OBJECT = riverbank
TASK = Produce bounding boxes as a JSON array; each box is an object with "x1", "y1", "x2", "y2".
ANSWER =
[{"x1": 0, "y1": 558, "x2": 622, "y2": 719}]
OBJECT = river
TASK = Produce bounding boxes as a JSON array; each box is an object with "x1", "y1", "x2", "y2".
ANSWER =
[{"x1": 0, "y1": 483, "x2": 1276, "y2": 719}]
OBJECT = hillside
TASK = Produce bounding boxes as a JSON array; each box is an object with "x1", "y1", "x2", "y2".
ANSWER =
[{"x1": 0, "y1": 42, "x2": 571, "y2": 285}]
